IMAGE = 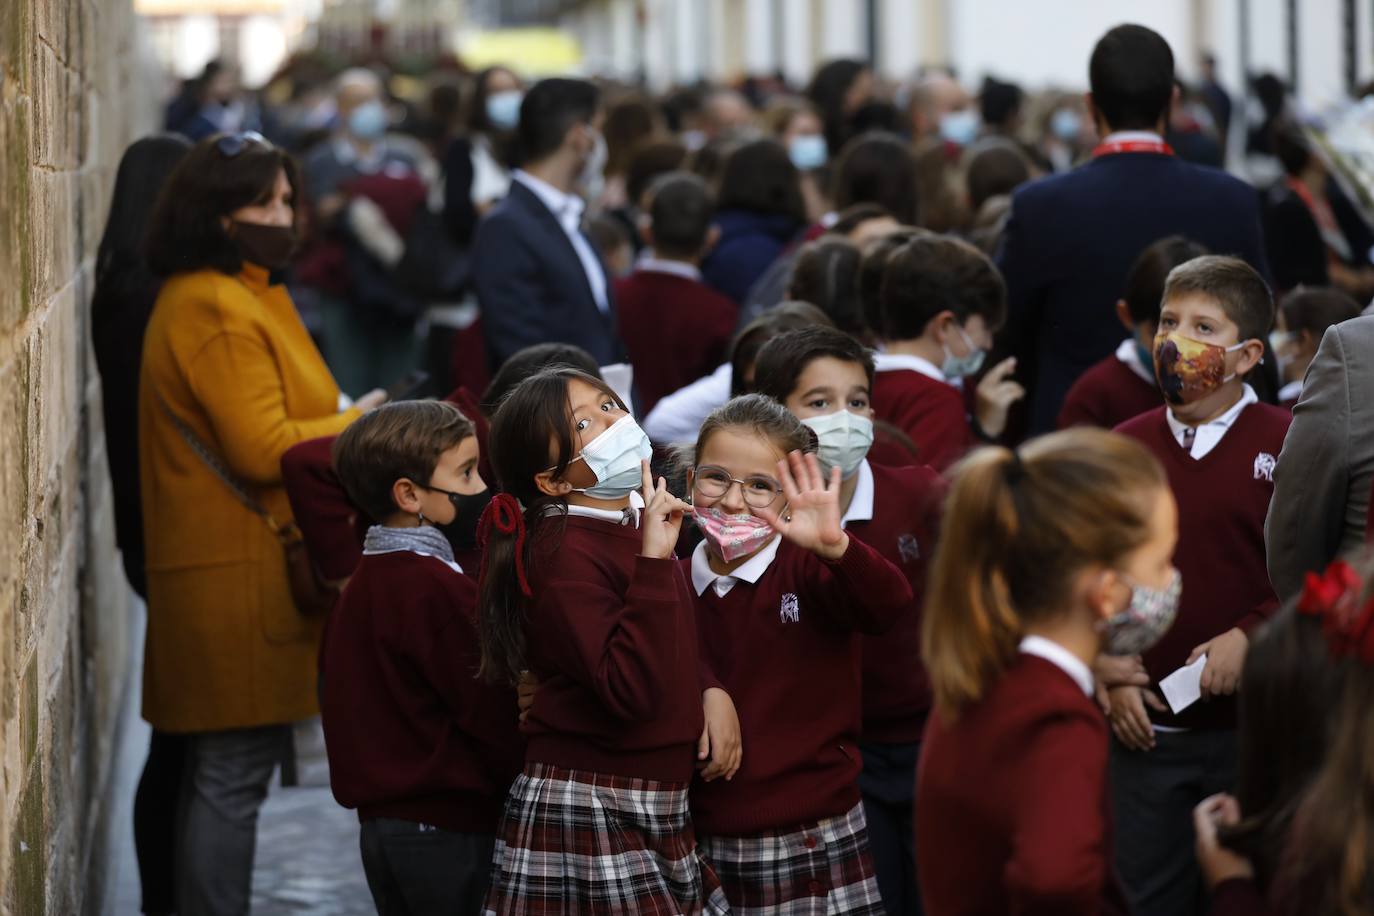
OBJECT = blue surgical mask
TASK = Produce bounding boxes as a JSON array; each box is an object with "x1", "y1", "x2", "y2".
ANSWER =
[
  {"x1": 788, "y1": 134, "x2": 828, "y2": 171},
  {"x1": 939, "y1": 109, "x2": 980, "y2": 147},
  {"x1": 485, "y1": 89, "x2": 523, "y2": 131},
  {"x1": 566, "y1": 414, "x2": 652, "y2": 500},
  {"x1": 347, "y1": 100, "x2": 388, "y2": 140},
  {"x1": 942, "y1": 324, "x2": 986, "y2": 379},
  {"x1": 1050, "y1": 108, "x2": 1082, "y2": 142}
]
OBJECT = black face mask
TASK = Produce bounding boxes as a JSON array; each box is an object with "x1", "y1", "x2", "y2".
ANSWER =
[
  {"x1": 230, "y1": 220, "x2": 298, "y2": 270},
  {"x1": 432, "y1": 487, "x2": 494, "y2": 554}
]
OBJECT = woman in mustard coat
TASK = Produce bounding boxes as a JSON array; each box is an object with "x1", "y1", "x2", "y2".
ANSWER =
[{"x1": 139, "y1": 132, "x2": 384, "y2": 916}]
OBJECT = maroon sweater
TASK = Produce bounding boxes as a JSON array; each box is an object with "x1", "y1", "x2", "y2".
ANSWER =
[
  {"x1": 917, "y1": 655, "x2": 1130, "y2": 916},
  {"x1": 689, "y1": 536, "x2": 912, "y2": 836},
  {"x1": 1116, "y1": 403, "x2": 1290, "y2": 729},
  {"x1": 1057, "y1": 354, "x2": 1161, "y2": 431},
  {"x1": 319, "y1": 550, "x2": 523, "y2": 833},
  {"x1": 614, "y1": 269, "x2": 737, "y2": 416},
  {"x1": 872, "y1": 369, "x2": 973, "y2": 472},
  {"x1": 847, "y1": 462, "x2": 945, "y2": 744},
  {"x1": 522, "y1": 515, "x2": 705, "y2": 782}
]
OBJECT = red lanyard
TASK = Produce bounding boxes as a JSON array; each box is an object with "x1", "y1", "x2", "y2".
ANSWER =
[{"x1": 1092, "y1": 138, "x2": 1175, "y2": 158}]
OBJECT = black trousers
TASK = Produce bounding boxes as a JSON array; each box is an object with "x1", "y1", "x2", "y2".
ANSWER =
[
  {"x1": 360, "y1": 818, "x2": 495, "y2": 916},
  {"x1": 134, "y1": 730, "x2": 189, "y2": 915},
  {"x1": 859, "y1": 740, "x2": 923, "y2": 916}
]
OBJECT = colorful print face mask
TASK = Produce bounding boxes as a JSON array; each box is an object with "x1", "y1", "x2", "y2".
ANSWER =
[
  {"x1": 1100, "y1": 569, "x2": 1183, "y2": 656},
  {"x1": 693, "y1": 506, "x2": 777, "y2": 563},
  {"x1": 1153, "y1": 332, "x2": 1245, "y2": 405}
]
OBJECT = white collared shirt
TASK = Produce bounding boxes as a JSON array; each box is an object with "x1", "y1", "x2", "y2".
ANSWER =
[
  {"x1": 637, "y1": 258, "x2": 702, "y2": 282},
  {"x1": 513, "y1": 169, "x2": 610, "y2": 314},
  {"x1": 1115, "y1": 337, "x2": 1156, "y2": 385},
  {"x1": 873, "y1": 351, "x2": 946, "y2": 384},
  {"x1": 643, "y1": 363, "x2": 731, "y2": 445},
  {"x1": 563, "y1": 490, "x2": 645, "y2": 527},
  {"x1": 839, "y1": 459, "x2": 875, "y2": 528},
  {"x1": 1019, "y1": 635, "x2": 1094, "y2": 696},
  {"x1": 690, "y1": 535, "x2": 783, "y2": 598},
  {"x1": 1165, "y1": 384, "x2": 1258, "y2": 459},
  {"x1": 1278, "y1": 379, "x2": 1302, "y2": 403},
  {"x1": 1101, "y1": 130, "x2": 1167, "y2": 146}
]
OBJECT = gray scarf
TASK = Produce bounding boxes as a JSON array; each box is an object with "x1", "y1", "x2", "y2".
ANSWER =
[{"x1": 362, "y1": 524, "x2": 455, "y2": 565}]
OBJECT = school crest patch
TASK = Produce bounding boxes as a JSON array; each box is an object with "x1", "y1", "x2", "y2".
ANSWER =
[
  {"x1": 1253, "y1": 452, "x2": 1276, "y2": 482},
  {"x1": 779, "y1": 593, "x2": 800, "y2": 623}
]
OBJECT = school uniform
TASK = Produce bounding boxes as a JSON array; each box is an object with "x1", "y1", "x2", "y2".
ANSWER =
[
  {"x1": 1277, "y1": 379, "x2": 1301, "y2": 413},
  {"x1": 1057, "y1": 339, "x2": 1162, "y2": 431},
  {"x1": 689, "y1": 533, "x2": 912, "y2": 915},
  {"x1": 319, "y1": 527, "x2": 524, "y2": 916},
  {"x1": 917, "y1": 638, "x2": 1130, "y2": 915},
  {"x1": 1112, "y1": 388, "x2": 1290, "y2": 916},
  {"x1": 871, "y1": 354, "x2": 972, "y2": 472},
  {"x1": 486, "y1": 505, "x2": 728, "y2": 916},
  {"x1": 842, "y1": 460, "x2": 944, "y2": 916}
]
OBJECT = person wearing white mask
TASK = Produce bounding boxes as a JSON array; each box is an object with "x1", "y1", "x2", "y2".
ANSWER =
[
  {"x1": 442, "y1": 65, "x2": 523, "y2": 245},
  {"x1": 903, "y1": 71, "x2": 974, "y2": 148},
  {"x1": 764, "y1": 98, "x2": 831, "y2": 223},
  {"x1": 752, "y1": 324, "x2": 945, "y2": 916}
]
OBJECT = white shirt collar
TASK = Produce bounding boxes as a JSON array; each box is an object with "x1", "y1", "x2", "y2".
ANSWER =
[
  {"x1": 1019, "y1": 635, "x2": 1094, "y2": 696},
  {"x1": 1165, "y1": 384, "x2": 1258, "y2": 459},
  {"x1": 636, "y1": 258, "x2": 702, "y2": 282},
  {"x1": 1102, "y1": 130, "x2": 1166, "y2": 145},
  {"x1": 1278, "y1": 379, "x2": 1303, "y2": 403},
  {"x1": 690, "y1": 535, "x2": 783, "y2": 597},
  {"x1": 1115, "y1": 337, "x2": 1157, "y2": 385},
  {"x1": 839, "y1": 459, "x2": 875, "y2": 527},
  {"x1": 513, "y1": 169, "x2": 585, "y2": 228},
  {"x1": 563, "y1": 490, "x2": 645, "y2": 527},
  {"x1": 873, "y1": 351, "x2": 947, "y2": 383}
]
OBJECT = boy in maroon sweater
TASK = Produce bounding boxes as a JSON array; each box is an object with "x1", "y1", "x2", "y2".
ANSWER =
[
  {"x1": 753, "y1": 326, "x2": 944, "y2": 916},
  {"x1": 1110, "y1": 256, "x2": 1290, "y2": 916},
  {"x1": 614, "y1": 172, "x2": 737, "y2": 416},
  {"x1": 870, "y1": 235, "x2": 1024, "y2": 471},
  {"x1": 1058, "y1": 235, "x2": 1208, "y2": 430},
  {"x1": 323, "y1": 401, "x2": 523, "y2": 916}
]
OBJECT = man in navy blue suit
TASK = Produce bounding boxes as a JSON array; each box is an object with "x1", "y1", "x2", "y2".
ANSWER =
[
  {"x1": 997, "y1": 24, "x2": 1268, "y2": 434},
  {"x1": 472, "y1": 78, "x2": 625, "y2": 368}
]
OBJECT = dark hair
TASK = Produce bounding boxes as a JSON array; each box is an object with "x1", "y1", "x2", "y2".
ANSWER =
[
  {"x1": 1163, "y1": 254, "x2": 1274, "y2": 342},
  {"x1": 716, "y1": 139, "x2": 806, "y2": 224},
  {"x1": 625, "y1": 138, "x2": 689, "y2": 207},
  {"x1": 880, "y1": 234, "x2": 1007, "y2": 340},
  {"x1": 603, "y1": 94, "x2": 663, "y2": 177},
  {"x1": 806, "y1": 58, "x2": 870, "y2": 153},
  {"x1": 691, "y1": 393, "x2": 815, "y2": 467},
  {"x1": 480, "y1": 343, "x2": 602, "y2": 417},
  {"x1": 467, "y1": 65, "x2": 520, "y2": 135},
  {"x1": 586, "y1": 213, "x2": 630, "y2": 263},
  {"x1": 753, "y1": 325, "x2": 875, "y2": 405},
  {"x1": 859, "y1": 228, "x2": 929, "y2": 336},
  {"x1": 1279, "y1": 286, "x2": 1362, "y2": 340},
  {"x1": 647, "y1": 172, "x2": 714, "y2": 258},
  {"x1": 517, "y1": 78, "x2": 600, "y2": 165},
  {"x1": 331, "y1": 401, "x2": 475, "y2": 521},
  {"x1": 787, "y1": 238, "x2": 864, "y2": 334},
  {"x1": 979, "y1": 76, "x2": 1023, "y2": 130},
  {"x1": 1122, "y1": 235, "x2": 1210, "y2": 326},
  {"x1": 479, "y1": 367, "x2": 625, "y2": 683},
  {"x1": 1089, "y1": 24, "x2": 1175, "y2": 131},
  {"x1": 827, "y1": 202, "x2": 892, "y2": 239},
  {"x1": 831, "y1": 132, "x2": 919, "y2": 225},
  {"x1": 144, "y1": 134, "x2": 301, "y2": 277},
  {"x1": 1272, "y1": 121, "x2": 1315, "y2": 177},
  {"x1": 688, "y1": 136, "x2": 739, "y2": 188},
  {"x1": 965, "y1": 139, "x2": 1031, "y2": 211},
  {"x1": 731, "y1": 301, "x2": 834, "y2": 396}
]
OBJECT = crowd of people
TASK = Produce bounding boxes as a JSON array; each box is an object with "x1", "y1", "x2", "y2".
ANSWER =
[{"x1": 87, "y1": 17, "x2": 1374, "y2": 916}]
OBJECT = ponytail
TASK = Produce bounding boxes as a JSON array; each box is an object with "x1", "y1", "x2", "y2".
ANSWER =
[
  {"x1": 923, "y1": 428, "x2": 1166, "y2": 719},
  {"x1": 476, "y1": 494, "x2": 532, "y2": 684}
]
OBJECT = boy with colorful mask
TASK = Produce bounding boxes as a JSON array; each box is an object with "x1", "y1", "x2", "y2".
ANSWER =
[
  {"x1": 752, "y1": 325, "x2": 944, "y2": 916},
  {"x1": 1110, "y1": 255, "x2": 1291, "y2": 916}
]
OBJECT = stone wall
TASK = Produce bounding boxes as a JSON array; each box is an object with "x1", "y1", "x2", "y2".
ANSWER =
[{"x1": 0, "y1": 0, "x2": 156, "y2": 912}]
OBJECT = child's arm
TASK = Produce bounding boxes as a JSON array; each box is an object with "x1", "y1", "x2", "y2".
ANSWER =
[
  {"x1": 698, "y1": 687, "x2": 742, "y2": 782},
  {"x1": 1186, "y1": 592, "x2": 1278, "y2": 699}
]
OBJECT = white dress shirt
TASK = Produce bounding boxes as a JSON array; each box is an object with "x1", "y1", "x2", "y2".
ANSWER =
[
  {"x1": 873, "y1": 351, "x2": 946, "y2": 383},
  {"x1": 839, "y1": 460, "x2": 875, "y2": 528},
  {"x1": 690, "y1": 535, "x2": 783, "y2": 598},
  {"x1": 1019, "y1": 635, "x2": 1094, "y2": 696},
  {"x1": 1165, "y1": 384, "x2": 1258, "y2": 460},
  {"x1": 512, "y1": 169, "x2": 610, "y2": 315},
  {"x1": 636, "y1": 257, "x2": 702, "y2": 282},
  {"x1": 1115, "y1": 337, "x2": 1156, "y2": 384},
  {"x1": 643, "y1": 363, "x2": 731, "y2": 445},
  {"x1": 562, "y1": 490, "x2": 645, "y2": 527}
]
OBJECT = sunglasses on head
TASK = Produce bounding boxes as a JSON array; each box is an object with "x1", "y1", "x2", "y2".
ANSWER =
[{"x1": 215, "y1": 131, "x2": 268, "y2": 158}]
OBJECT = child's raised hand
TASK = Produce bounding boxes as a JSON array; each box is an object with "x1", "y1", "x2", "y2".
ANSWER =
[
  {"x1": 974, "y1": 357, "x2": 1025, "y2": 439},
  {"x1": 639, "y1": 460, "x2": 692, "y2": 560},
  {"x1": 755, "y1": 450, "x2": 849, "y2": 562}
]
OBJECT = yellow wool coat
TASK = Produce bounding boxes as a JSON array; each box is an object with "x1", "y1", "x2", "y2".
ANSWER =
[{"x1": 139, "y1": 263, "x2": 361, "y2": 732}]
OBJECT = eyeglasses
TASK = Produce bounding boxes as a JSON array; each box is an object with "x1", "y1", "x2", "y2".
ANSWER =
[
  {"x1": 215, "y1": 131, "x2": 268, "y2": 158},
  {"x1": 693, "y1": 466, "x2": 783, "y2": 509}
]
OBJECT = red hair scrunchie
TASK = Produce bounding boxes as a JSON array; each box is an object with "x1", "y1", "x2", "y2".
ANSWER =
[{"x1": 477, "y1": 493, "x2": 532, "y2": 598}]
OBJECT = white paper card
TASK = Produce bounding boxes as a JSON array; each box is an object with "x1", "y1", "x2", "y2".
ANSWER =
[
  {"x1": 600, "y1": 363, "x2": 635, "y2": 414},
  {"x1": 1159, "y1": 653, "x2": 1207, "y2": 714}
]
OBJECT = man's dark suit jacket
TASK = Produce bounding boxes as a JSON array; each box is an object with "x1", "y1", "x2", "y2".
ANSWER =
[
  {"x1": 997, "y1": 149, "x2": 1269, "y2": 433},
  {"x1": 472, "y1": 179, "x2": 625, "y2": 368}
]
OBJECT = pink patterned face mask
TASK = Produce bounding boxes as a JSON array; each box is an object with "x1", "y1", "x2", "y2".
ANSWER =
[{"x1": 694, "y1": 506, "x2": 777, "y2": 563}]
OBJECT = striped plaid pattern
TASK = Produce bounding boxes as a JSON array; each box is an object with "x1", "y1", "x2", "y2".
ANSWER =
[
  {"x1": 700, "y1": 803, "x2": 883, "y2": 915},
  {"x1": 484, "y1": 763, "x2": 730, "y2": 915}
]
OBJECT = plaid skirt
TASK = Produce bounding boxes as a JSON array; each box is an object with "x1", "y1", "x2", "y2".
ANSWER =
[
  {"x1": 700, "y1": 803, "x2": 883, "y2": 915},
  {"x1": 484, "y1": 763, "x2": 731, "y2": 915}
]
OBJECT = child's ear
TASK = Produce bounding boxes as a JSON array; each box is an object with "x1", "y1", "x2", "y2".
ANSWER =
[
  {"x1": 702, "y1": 224, "x2": 721, "y2": 257},
  {"x1": 1236, "y1": 338, "x2": 1266, "y2": 375},
  {"x1": 533, "y1": 469, "x2": 572, "y2": 499},
  {"x1": 1115, "y1": 299, "x2": 1134, "y2": 333},
  {"x1": 1087, "y1": 567, "x2": 1125, "y2": 623},
  {"x1": 392, "y1": 478, "x2": 423, "y2": 515},
  {"x1": 928, "y1": 309, "x2": 957, "y2": 343},
  {"x1": 639, "y1": 222, "x2": 655, "y2": 251}
]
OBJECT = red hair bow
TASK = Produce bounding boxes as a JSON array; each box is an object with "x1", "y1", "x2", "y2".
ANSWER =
[
  {"x1": 477, "y1": 493, "x2": 533, "y2": 598},
  {"x1": 1297, "y1": 560, "x2": 1374, "y2": 664}
]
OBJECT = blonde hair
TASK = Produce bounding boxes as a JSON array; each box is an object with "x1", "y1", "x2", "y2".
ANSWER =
[{"x1": 923, "y1": 428, "x2": 1166, "y2": 719}]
